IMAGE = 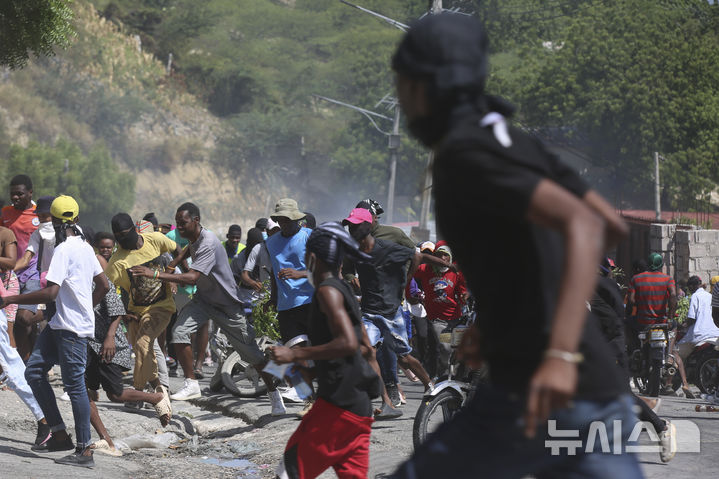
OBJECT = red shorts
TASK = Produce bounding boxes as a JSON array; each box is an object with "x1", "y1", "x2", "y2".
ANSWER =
[{"x1": 280, "y1": 397, "x2": 373, "y2": 479}]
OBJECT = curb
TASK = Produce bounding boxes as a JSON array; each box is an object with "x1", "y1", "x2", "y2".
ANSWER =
[{"x1": 188, "y1": 394, "x2": 261, "y2": 426}]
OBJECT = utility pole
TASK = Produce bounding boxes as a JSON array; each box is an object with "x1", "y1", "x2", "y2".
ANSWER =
[
  {"x1": 387, "y1": 107, "x2": 400, "y2": 224},
  {"x1": 655, "y1": 151, "x2": 661, "y2": 221},
  {"x1": 417, "y1": 0, "x2": 442, "y2": 235}
]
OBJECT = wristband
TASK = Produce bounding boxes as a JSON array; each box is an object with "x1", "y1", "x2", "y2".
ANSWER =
[
  {"x1": 544, "y1": 349, "x2": 584, "y2": 364},
  {"x1": 153, "y1": 270, "x2": 159, "y2": 280}
]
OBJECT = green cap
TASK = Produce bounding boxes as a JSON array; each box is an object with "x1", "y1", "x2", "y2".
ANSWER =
[{"x1": 648, "y1": 252, "x2": 664, "y2": 272}]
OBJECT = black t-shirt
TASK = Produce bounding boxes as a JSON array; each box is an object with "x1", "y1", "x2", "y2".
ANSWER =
[
  {"x1": 309, "y1": 277, "x2": 377, "y2": 417},
  {"x1": 355, "y1": 238, "x2": 414, "y2": 316},
  {"x1": 433, "y1": 111, "x2": 627, "y2": 399},
  {"x1": 591, "y1": 275, "x2": 625, "y2": 341}
]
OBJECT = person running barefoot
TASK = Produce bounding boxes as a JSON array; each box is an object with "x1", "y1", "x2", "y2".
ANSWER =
[{"x1": 270, "y1": 222, "x2": 380, "y2": 479}]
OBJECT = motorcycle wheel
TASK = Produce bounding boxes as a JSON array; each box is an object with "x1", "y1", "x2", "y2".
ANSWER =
[
  {"x1": 221, "y1": 351, "x2": 268, "y2": 398},
  {"x1": 412, "y1": 389, "x2": 463, "y2": 450},
  {"x1": 697, "y1": 352, "x2": 719, "y2": 395},
  {"x1": 209, "y1": 367, "x2": 225, "y2": 393},
  {"x1": 648, "y1": 358, "x2": 662, "y2": 397}
]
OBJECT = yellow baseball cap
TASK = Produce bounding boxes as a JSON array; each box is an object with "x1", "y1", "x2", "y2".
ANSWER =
[
  {"x1": 50, "y1": 195, "x2": 79, "y2": 223},
  {"x1": 711, "y1": 276, "x2": 719, "y2": 286}
]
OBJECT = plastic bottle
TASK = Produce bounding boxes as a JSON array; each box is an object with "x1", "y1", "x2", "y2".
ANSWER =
[{"x1": 695, "y1": 405, "x2": 719, "y2": 412}]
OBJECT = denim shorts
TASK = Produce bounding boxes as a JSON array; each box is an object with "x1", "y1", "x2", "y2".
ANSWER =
[
  {"x1": 17, "y1": 279, "x2": 41, "y2": 313},
  {"x1": 362, "y1": 307, "x2": 412, "y2": 357}
]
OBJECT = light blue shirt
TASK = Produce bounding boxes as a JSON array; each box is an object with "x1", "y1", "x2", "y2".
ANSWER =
[{"x1": 265, "y1": 227, "x2": 314, "y2": 311}]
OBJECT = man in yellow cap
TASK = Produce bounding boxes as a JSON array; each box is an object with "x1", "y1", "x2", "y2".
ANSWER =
[{"x1": 1, "y1": 195, "x2": 109, "y2": 468}]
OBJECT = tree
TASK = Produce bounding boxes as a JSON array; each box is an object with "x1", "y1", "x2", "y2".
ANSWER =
[
  {"x1": 3, "y1": 139, "x2": 135, "y2": 230},
  {"x1": 0, "y1": 0, "x2": 75, "y2": 69},
  {"x1": 490, "y1": 0, "x2": 719, "y2": 210}
]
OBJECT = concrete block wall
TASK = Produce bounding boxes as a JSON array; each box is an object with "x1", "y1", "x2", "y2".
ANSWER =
[
  {"x1": 650, "y1": 224, "x2": 678, "y2": 278},
  {"x1": 667, "y1": 225, "x2": 719, "y2": 284}
]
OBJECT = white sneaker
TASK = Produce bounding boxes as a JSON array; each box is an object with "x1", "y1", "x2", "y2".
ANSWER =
[
  {"x1": 659, "y1": 420, "x2": 677, "y2": 463},
  {"x1": 59, "y1": 391, "x2": 70, "y2": 402},
  {"x1": 268, "y1": 389, "x2": 286, "y2": 416},
  {"x1": 277, "y1": 386, "x2": 302, "y2": 403},
  {"x1": 170, "y1": 379, "x2": 201, "y2": 401}
]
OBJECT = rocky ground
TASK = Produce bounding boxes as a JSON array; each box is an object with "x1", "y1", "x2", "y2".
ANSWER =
[
  {"x1": 1, "y1": 363, "x2": 717, "y2": 478},
  {"x1": 0, "y1": 363, "x2": 417, "y2": 478}
]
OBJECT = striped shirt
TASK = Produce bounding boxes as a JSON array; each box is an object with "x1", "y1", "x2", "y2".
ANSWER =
[
  {"x1": 711, "y1": 283, "x2": 719, "y2": 308},
  {"x1": 628, "y1": 271, "x2": 675, "y2": 324}
]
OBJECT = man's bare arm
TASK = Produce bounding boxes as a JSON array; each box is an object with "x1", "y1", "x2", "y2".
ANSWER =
[{"x1": 523, "y1": 178, "x2": 606, "y2": 437}]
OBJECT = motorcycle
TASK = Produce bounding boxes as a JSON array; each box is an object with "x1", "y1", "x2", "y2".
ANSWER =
[
  {"x1": 412, "y1": 320, "x2": 487, "y2": 449},
  {"x1": 670, "y1": 331, "x2": 719, "y2": 395},
  {"x1": 629, "y1": 322, "x2": 674, "y2": 396}
]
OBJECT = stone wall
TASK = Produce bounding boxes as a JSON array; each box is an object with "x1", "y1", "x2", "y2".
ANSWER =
[
  {"x1": 649, "y1": 224, "x2": 678, "y2": 278},
  {"x1": 651, "y1": 223, "x2": 719, "y2": 284}
]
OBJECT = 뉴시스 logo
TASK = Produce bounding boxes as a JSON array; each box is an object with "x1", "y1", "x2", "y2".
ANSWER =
[{"x1": 545, "y1": 419, "x2": 700, "y2": 455}]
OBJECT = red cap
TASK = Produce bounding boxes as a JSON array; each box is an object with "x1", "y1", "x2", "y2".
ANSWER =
[{"x1": 342, "y1": 208, "x2": 373, "y2": 225}]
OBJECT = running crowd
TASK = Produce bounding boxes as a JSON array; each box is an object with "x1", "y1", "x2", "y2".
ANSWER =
[
  {"x1": 0, "y1": 171, "x2": 465, "y2": 473},
  {"x1": 0, "y1": 12, "x2": 705, "y2": 479}
]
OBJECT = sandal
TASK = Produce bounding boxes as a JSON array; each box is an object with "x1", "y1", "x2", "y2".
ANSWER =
[
  {"x1": 682, "y1": 387, "x2": 696, "y2": 399},
  {"x1": 153, "y1": 385, "x2": 172, "y2": 427},
  {"x1": 91, "y1": 439, "x2": 123, "y2": 457},
  {"x1": 193, "y1": 368, "x2": 205, "y2": 379}
]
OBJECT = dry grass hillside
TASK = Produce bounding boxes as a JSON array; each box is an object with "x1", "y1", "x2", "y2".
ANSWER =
[{"x1": 0, "y1": 0, "x2": 284, "y2": 233}]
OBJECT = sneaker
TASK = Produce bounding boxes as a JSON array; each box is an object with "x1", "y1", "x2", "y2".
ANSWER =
[
  {"x1": 659, "y1": 420, "x2": 677, "y2": 463},
  {"x1": 268, "y1": 389, "x2": 287, "y2": 416},
  {"x1": 203, "y1": 357, "x2": 214, "y2": 367},
  {"x1": 386, "y1": 383, "x2": 401, "y2": 407},
  {"x1": 278, "y1": 386, "x2": 303, "y2": 403},
  {"x1": 55, "y1": 447, "x2": 95, "y2": 469},
  {"x1": 31, "y1": 433, "x2": 75, "y2": 452},
  {"x1": 170, "y1": 378, "x2": 201, "y2": 401},
  {"x1": 59, "y1": 391, "x2": 70, "y2": 402},
  {"x1": 297, "y1": 398, "x2": 314, "y2": 418},
  {"x1": 374, "y1": 402, "x2": 403, "y2": 420},
  {"x1": 35, "y1": 422, "x2": 51, "y2": 446}
]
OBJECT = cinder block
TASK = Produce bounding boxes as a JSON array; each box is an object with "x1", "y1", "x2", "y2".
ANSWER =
[
  {"x1": 675, "y1": 230, "x2": 691, "y2": 244},
  {"x1": 698, "y1": 257, "x2": 719, "y2": 271},
  {"x1": 708, "y1": 243, "x2": 719, "y2": 257},
  {"x1": 689, "y1": 244, "x2": 707, "y2": 257},
  {"x1": 650, "y1": 224, "x2": 664, "y2": 238},
  {"x1": 695, "y1": 230, "x2": 719, "y2": 243}
]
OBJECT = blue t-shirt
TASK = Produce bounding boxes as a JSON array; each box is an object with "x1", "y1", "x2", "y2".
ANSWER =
[{"x1": 265, "y1": 227, "x2": 314, "y2": 311}]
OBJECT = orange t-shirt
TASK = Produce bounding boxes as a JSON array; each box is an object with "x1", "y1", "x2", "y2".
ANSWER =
[{"x1": 1, "y1": 205, "x2": 39, "y2": 282}]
